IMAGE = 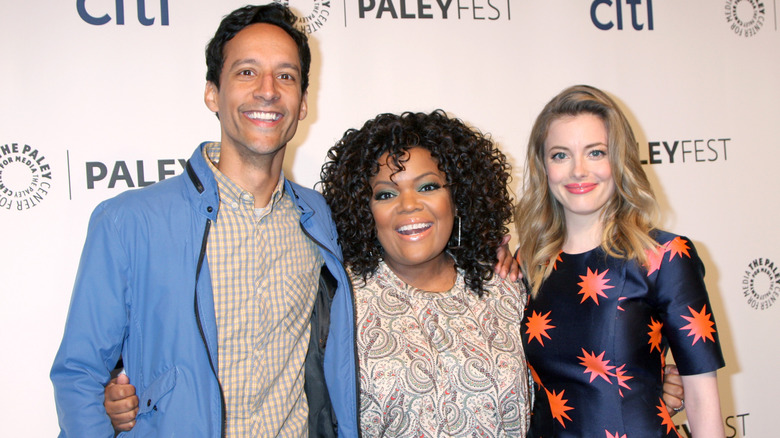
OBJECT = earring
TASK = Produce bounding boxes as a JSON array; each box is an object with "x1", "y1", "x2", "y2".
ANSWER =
[{"x1": 452, "y1": 215, "x2": 462, "y2": 248}]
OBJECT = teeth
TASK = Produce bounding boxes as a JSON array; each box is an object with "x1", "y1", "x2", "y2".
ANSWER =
[
  {"x1": 246, "y1": 111, "x2": 280, "y2": 121},
  {"x1": 397, "y1": 223, "x2": 431, "y2": 234}
]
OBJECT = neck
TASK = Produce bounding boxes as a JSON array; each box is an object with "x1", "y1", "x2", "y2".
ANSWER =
[
  {"x1": 563, "y1": 214, "x2": 603, "y2": 254},
  {"x1": 385, "y1": 254, "x2": 457, "y2": 292},
  {"x1": 217, "y1": 144, "x2": 286, "y2": 208}
]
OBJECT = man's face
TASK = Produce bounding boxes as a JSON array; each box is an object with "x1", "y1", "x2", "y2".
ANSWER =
[{"x1": 205, "y1": 23, "x2": 307, "y2": 162}]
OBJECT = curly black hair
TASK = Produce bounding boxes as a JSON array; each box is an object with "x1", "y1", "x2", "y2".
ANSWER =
[{"x1": 319, "y1": 110, "x2": 513, "y2": 296}]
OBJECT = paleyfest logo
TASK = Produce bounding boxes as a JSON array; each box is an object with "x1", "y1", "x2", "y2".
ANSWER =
[
  {"x1": 742, "y1": 258, "x2": 779, "y2": 310},
  {"x1": 0, "y1": 143, "x2": 53, "y2": 211},
  {"x1": 725, "y1": 0, "x2": 766, "y2": 37},
  {"x1": 274, "y1": 0, "x2": 331, "y2": 34}
]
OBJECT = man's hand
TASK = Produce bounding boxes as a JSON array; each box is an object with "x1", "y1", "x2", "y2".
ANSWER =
[
  {"x1": 495, "y1": 234, "x2": 522, "y2": 281},
  {"x1": 105, "y1": 373, "x2": 139, "y2": 431},
  {"x1": 662, "y1": 364, "x2": 685, "y2": 416}
]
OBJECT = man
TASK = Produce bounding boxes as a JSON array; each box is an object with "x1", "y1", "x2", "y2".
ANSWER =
[{"x1": 51, "y1": 4, "x2": 358, "y2": 437}]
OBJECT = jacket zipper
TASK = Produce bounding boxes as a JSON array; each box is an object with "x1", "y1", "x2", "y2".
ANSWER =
[{"x1": 192, "y1": 219, "x2": 228, "y2": 438}]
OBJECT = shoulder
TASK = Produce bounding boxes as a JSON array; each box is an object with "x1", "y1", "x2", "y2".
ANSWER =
[
  {"x1": 645, "y1": 229, "x2": 705, "y2": 279},
  {"x1": 285, "y1": 180, "x2": 329, "y2": 210},
  {"x1": 483, "y1": 272, "x2": 528, "y2": 302}
]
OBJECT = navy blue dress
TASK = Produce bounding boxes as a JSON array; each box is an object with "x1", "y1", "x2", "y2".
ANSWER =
[{"x1": 524, "y1": 231, "x2": 725, "y2": 437}]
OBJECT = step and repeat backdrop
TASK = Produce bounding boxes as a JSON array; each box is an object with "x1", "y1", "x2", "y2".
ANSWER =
[{"x1": 1, "y1": 0, "x2": 777, "y2": 436}]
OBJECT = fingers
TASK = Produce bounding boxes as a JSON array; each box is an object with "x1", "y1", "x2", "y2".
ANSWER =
[
  {"x1": 662, "y1": 364, "x2": 685, "y2": 415},
  {"x1": 495, "y1": 243, "x2": 510, "y2": 279},
  {"x1": 108, "y1": 404, "x2": 139, "y2": 431},
  {"x1": 106, "y1": 380, "x2": 137, "y2": 402},
  {"x1": 117, "y1": 373, "x2": 130, "y2": 385}
]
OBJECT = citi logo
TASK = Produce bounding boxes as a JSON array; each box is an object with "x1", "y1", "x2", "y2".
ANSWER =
[
  {"x1": 591, "y1": 0, "x2": 654, "y2": 31},
  {"x1": 77, "y1": 0, "x2": 170, "y2": 26}
]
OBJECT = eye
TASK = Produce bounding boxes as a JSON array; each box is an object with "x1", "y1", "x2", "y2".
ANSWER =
[
  {"x1": 589, "y1": 149, "x2": 608, "y2": 158},
  {"x1": 373, "y1": 190, "x2": 396, "y2": 201},
  {"x1": 418, "y1": 182, "x2": 442, "y2": 192},
  {"x1": 278, "y1": 72, "x2": 296, "y2": 81},
  {"x1": 550, "y1": 151, "x2": 567, "y2": 161}
]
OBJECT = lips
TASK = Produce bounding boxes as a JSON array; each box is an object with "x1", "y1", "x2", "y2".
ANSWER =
[
  {"x1": 396, "y1": 222, "x2": 432, "y2": 236},
  {"x1": 564, "y1": 183, "x2": 597, "y2": 194}
]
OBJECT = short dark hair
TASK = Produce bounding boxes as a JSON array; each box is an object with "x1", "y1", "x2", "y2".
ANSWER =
[
  {"x1": 205, "y1": 3, "x2": 311, "y2": 93},
  {"x1": 319, "y1": 110, "x2": 513, "y2": 296}
]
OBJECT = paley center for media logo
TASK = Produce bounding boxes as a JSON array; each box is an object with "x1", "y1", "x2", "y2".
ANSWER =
[
  {"x1": 724, "y1": 0, "x2": 766, "y2": 37},
  {"x1": 0, "y1": 143, "x2": 53, "y2": 211},
  {"x1": 275, "y1": 0, "x2": 333, "y2": 33},
  {"x1": 743, "y1": 257, "x2": 779, "y2": 310}
]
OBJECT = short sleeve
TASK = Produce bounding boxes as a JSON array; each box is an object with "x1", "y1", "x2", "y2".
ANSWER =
[{"x1": 651, "y1": 234, "x2": 725, "y2": 376}]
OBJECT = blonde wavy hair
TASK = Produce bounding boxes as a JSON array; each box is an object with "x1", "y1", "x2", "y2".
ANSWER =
[{"x1": 515, "y1": 85, "x2": 660, "y2": 296}]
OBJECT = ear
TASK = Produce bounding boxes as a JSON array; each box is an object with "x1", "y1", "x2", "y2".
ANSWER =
[
  {"x1": 204, "y1": 81, "x2": 219, "y2": 113},
  {"x1": 298, "y1": 90, "x2": 308, "y2": 121}
]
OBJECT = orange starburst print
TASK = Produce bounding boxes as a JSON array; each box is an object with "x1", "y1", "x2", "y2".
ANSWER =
[
  {"x1": 578, "y1": 349, "x2": 615, "y2": 383},
  {"x1": 667, "y1": 236, "x2": 691, "y2": 261},
  {"x1": 605, "y1": 431, "x2": 627, "y2": 438},
  {"x1": 656, "y1": 398, "x2": 682, "y2": 437},
  {"x1": 526, "y1": 310, "x2": 556, "y2": 346},
  {"x1": 647, "y1": 317, "x2": 664, "y2": 353},
  {"x1": 680, "y1": 304, "x2": 716, "y2": 345},
  {"x1": 545, "y1": 388, "x2": 574, "y2": 427},
  {"x1": 552, "y1": 251, "x2": 563, "y2": 270},
  {"x1": 644, "y1": 244, "x2": 667, "y2": 276},
  {"x1": 577, "y1": 268, "x2": 614, "y2": 305},
  {"x1": 614, "y1": 364, "x2": 633, "y2": 397}
]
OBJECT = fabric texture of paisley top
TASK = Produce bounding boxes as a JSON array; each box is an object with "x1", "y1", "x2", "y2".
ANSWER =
[
  {"x1": 355, "y1": 260, "x2": 531, "y2": 437},
  {"x1": 524, "y1": 230, "x2": 725, "y2": 437}
]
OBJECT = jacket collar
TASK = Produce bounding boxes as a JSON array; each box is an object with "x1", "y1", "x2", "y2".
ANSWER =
[{"x1": 185, "y1": 142, "x2": 220, "y2": 221}]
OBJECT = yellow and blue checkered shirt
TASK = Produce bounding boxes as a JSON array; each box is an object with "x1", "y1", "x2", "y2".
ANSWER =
[{"x1": 204, "y1": 143, "x2": 323, "y2": 437}]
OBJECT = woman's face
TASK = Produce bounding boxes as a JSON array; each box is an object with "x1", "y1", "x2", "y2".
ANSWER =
[
  {"x1": 369, "y1": 147, "x2": 456, "y2": 274},
  {"x1": 544, "y1": 113, "x2": 616, "y2": 225}
]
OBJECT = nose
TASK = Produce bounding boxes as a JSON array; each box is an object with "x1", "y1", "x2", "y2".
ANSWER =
[
  {"x1": 572, "y1": 156, "x2": 587, "y2": 179},
  {"x1": 397, "y1": 190, "x2": 423, "y2": 213},
  {"x1": 254, "y1": 73, "x2": 279, "y2": 102}
]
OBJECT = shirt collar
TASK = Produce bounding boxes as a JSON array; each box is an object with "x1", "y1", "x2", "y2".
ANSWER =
[{"x1": 202, "y1": 142, "x2": 286, "y2": 211}]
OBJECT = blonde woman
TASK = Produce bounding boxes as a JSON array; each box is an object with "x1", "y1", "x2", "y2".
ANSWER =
[{"x1": 516, "y1": 85, "x2": 725, "y2": 437}]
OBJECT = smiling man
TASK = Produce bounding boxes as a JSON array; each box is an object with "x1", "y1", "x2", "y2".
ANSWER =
[{"x1": 50, "y1": 4, "x2": 358, "y2": 437}]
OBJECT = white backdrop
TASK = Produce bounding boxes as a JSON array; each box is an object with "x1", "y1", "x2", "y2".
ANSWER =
[{"x1": 1, "y1": 1, "x2": 777, "y2": 436}]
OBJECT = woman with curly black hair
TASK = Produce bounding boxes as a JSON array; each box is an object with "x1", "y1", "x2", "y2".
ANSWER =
[{"x1": 320, "y1": 110, "x2": 531, "y2": 437}]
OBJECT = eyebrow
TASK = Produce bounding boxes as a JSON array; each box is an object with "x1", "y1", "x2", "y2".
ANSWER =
[
  {"x1": 548, "y1": 141, "x2": 607, "y2": 150},
  {"x1": 372, "y1": 171, "x2": 444, "y2": 187}
]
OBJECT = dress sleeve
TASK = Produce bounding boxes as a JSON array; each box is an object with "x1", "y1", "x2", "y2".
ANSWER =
[{"x1": 652, "y1": 235, "x2": 725, "y2": 376}]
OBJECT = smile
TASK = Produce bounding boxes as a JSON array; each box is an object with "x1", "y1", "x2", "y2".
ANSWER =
[
  {"x1": 565, "y1": 183, "x2": 597, "y2": 194},
  {"x1": 245, "y1": 111, "x2": 282, "y2": 122},
  {"x1": 396, "y1": 222, "x2": 432, "y2": 236}
]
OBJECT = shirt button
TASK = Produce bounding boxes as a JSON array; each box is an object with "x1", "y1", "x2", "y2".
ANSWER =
[{"x1": 231, "y1": 201, "x2": 239, "y2": 210}]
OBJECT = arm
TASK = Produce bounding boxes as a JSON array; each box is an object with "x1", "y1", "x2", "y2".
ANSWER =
[
  {"x1": 50, "y1": 204, "x2": 130, "y2": 437},
  {"x1": 105, "y1": 374, "x2": 139, "y2": 432},
  {"x1": 680, "y1": 371, "x2": 724, "y2": 436},
  {"x1": 662, "y1": 364, "x2": 685, "y2": 415}
]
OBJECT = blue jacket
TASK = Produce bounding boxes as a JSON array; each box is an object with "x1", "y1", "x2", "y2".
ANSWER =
[{"x1": 51, "y1": 143, "x2": 359, "y2": 437}]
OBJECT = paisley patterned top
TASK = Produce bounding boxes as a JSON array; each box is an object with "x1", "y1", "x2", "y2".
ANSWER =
[
  {"x1": 354, "y1": 260, "x2": 531, "y2": 437},
  {"x1": 524, "y1": 231, "x2": 725, "y2": 437}
]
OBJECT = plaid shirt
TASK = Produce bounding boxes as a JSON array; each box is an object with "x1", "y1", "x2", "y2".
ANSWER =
[{"x1": 204, "y1": 143, "x2": 323, "y2": 437}]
